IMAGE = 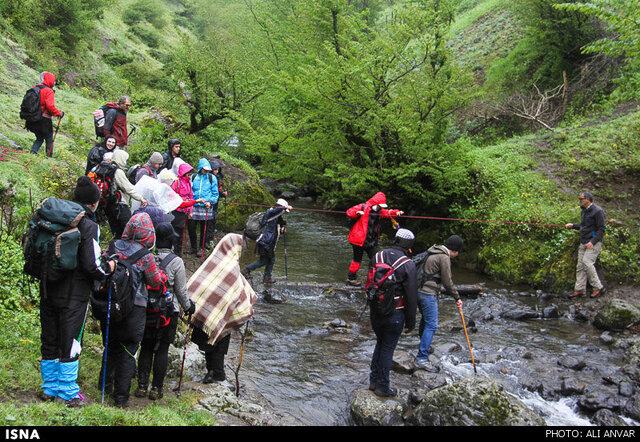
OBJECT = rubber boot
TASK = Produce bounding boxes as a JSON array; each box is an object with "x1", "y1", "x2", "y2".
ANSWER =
[
  {"x1": 39, "y1": 359, "x2": 59, "y2": 401},
  {"x1": 58, "y1": 360, "x2": 84, "y2": 407}
]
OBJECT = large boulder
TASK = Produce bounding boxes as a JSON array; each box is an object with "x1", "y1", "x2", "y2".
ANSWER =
[
  {"x1": 349, "y1": 388, "x2": 407, "y2": 426},
  {"x1": 405, "y1": 376, "x2": 545, "y2": 426},
  {"x1": 593, "y1": 299, "x2": 640, "y2": 331}
]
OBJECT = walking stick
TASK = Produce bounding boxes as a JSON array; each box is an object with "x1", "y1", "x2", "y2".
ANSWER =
[
  {"x1": 283, "y1": 229, "x2": 288, "y2": 279},
  {"x1": 457, "y1": 304, "x2": 477, "y2": 374},
  {"x1": 176, "y1": 313, "x2": 193, "y2": 397},
  {"x1": 234, "y1": 321, "x2": 251, "y2": 397},
  {"x1": 101, "y1": 284, "x2": 113, "y2": 403},
  {"x1": 48, "y1": 115, "x2": 63, "y2": 158},
  {"x1": 201, "y1": 207, "x2": 209, "y2": 264}
]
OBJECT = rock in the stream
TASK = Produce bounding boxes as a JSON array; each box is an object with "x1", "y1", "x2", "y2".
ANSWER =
[
  {"x1": 593, "y1": 299, "x2": 640, "y2": 331},
  {"x1": 349, "y1": 388, "x2": 408, "y2": 426},
  {"x1": 405, "y1": 376, "x2": 545, "y2": 426},
  {"x1": 263, "y1": 290, "x2": 287, "y2": 304}
]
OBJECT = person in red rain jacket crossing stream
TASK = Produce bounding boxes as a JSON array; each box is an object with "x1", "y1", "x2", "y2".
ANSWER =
[{"x1": 346, "y1": 192, "x2": 404, "y2": 286}]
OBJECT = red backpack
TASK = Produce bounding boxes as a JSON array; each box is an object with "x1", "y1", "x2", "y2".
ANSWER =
[{"x1": 365, "y1": 251, "x2": 410, "y2": 316}]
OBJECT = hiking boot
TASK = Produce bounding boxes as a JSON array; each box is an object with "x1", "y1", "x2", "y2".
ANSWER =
[
  {"x1": 568, "y1": 291, "x2": 584, "y2": 298},
  {"x1": 347, "y1": 279, "x2": 361, "y2": 287},
  {"x1": 590, "y1": 287, "x2": 606, "y2": 298},
  {"x1": 374, "y1": 386, "x2": 397, "y2": 398},
  {"x1": 134, "y1": 385, "x2": 148, "y2": 398},
  {"x1": 415, "y1": 359, "x2": 440, "y2": 373},
  {"x1": 203, "y1": 370, "x2": 226, "y2": 384},
  {"x1": 263, "y1": 276, "x2": 276, "y2": 284},
  {"x1": 113, "y1": 398, "x2": 128, "y2": 409},
  {"x1": 65, "y1": 394, "x2": 85, "y2": 408},
  {"x1": 38, "y1": 391, "x2": 57, "y2": 402},
  {"x1": 148, "y1": 386, "x2": 163, "y2": 400}
]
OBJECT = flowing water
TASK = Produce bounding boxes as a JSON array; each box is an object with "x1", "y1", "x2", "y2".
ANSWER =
[{"x1": 234, "y1": 201, "x2": 633, "y2": 426}]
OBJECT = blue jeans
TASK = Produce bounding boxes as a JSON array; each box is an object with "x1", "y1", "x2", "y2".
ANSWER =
[
  {"x1": 369, "y1": 309, "x2": 405, "y2": 390},
  {"x1": 417, "y1": 292, "x2": 438, "y2": 361},
  {"x1": 246, "y1": 254, "x2": 276, "y2": 278}
]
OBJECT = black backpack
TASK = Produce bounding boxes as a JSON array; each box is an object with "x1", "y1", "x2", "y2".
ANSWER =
[
  {"x1": 22, "y1": 197, "x2": 86, "y2": 284},
  {"x1": 20, "y1": 86, "x2": 44, "y2": 123},
  {"x1": 411, "y1": 250, "x2": 432, "y2": 287},
  {"x1": 90, "y1": 243, "x2": 150, "y2": 323},
  {"x1": 365, "y1": 250, "x2": 410, "y2": 316},
  {"x1": 145, "y1": 253, "x2": 178, "y2": 328}
]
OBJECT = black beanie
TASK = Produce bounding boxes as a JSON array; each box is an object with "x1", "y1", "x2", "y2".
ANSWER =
[
  {"x1": 73, "y1": 176, "x2": 101, "y2": 205},
  {"x1": 445, "y1": 235, "x2": 464, "y2": 252},
  {"x1": 156, "y1": 222, "x2": 178, "y2": 249}
]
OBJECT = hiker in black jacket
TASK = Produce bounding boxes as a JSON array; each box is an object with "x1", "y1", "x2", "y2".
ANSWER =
[
  {"x1": 368, "y1": 228, "x2": 417, "y2": 398},
  {"x1": 566, "y1": 191, "x2": 607, "y2": 298},
  {"x1": 38, "y1": 177, "x2": 115, "y2": 407},
  {"x1": 85, "y1": 135, "x2": 117, "y2": 175}
]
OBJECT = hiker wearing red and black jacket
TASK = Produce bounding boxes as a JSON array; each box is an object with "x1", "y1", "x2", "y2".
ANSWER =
[
  {"x1": 27, "y1": 72, "x2": 64, "y2": 156},
  {"x1": 346, "y1": 192, "x2": 404, "y2": 286},
  {"x1": 368, "y1": 228, "x2": 417, "y2": 398},
  {"x1": 97, "y1": 212, "x2": 165, "y2": 408},
  {"x1": 103, "y1": 96, "x2": 130, "y2": 149},
  {"x1": 39, "y1": 177, "x2": 115, "y2": 408}
]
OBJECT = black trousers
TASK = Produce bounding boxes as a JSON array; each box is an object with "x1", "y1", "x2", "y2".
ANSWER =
[
  {"x1": 187, "y1": 218, "x2": 215, "y2": 250},
  {"x1": 192, "y1": 327, "x2": 230, "y2": 376},
  {"x1": 137, "y1": 312, "x2": 179, "y2": 389},
  {"x1": 40, "y1": 295, "x2": 88, "y2": 362},
  {"x1": 98, "y1": 305, "x2": 145, "y2": 403},
  {"x1": 171, "y1": 211, "x2": 188, "y2": 256},
  {"x1": 106, "y1": 203, "x2": 131, "y2": 240}
]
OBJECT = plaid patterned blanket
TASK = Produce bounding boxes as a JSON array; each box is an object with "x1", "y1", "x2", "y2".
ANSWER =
[{"x1": 186, "y1": 233, "x2": 257, "y2": 345}]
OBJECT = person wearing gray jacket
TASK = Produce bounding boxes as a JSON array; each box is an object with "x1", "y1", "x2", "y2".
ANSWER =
[
  {"x1": 415, "y1": 235, "x2": 464, "y2": 372},
  {"x1": 136, "y1": 223, "x2": 195, "y2": 400}
]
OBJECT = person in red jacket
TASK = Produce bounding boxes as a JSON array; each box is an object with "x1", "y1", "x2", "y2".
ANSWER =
[
  {"x1": 346, "y1": 192, "x2": 404, "y2": 286},
  {"x1": 28, "y1": 72, "x2": 64, "y2": 156},
  {"x1": 103, "y1": 96, "x2": 130, "y2": 149}
]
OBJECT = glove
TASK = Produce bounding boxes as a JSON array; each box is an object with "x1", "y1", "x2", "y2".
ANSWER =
[
  {"x1": 59, "y1": 111, "x2": 65, "y2": 118},
  {"x1": 186, "y1": 299, "x2": 196, "y2": 316}
]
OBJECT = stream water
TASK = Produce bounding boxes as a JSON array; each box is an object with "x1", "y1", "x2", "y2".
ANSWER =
[{"x1": 232, "y1": 200, "x2": 633, "y2": 426}]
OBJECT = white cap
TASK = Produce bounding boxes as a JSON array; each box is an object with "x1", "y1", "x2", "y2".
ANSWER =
[{"x1": 276, "y1": 198, "x2": 290, "y2": 212}]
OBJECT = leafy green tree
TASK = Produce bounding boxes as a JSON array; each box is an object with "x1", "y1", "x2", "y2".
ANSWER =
[
  {"x1": 555, "y1": 0, "x2": 640, "y2": 99},
  {"x1": 238, "y1": 0, "x2": 473, "y2": 209}
]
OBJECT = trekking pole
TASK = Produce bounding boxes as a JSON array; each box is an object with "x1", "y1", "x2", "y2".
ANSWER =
[
  {"x1": 101, "y1": 284, "x2": 113, "y2": 403},
  {"x1": 48, "y1": 115, "x2": 63, "y2": 158},
  {"x1": 457, "y1": 304, "x2": 477, "y2": 374},
  {"x1": 176, "y1": 313, "x2": 193, "y2": 397},
  {"x1": 201, "y1": 208, "x2": 208, "y2": 264},
  {"x1": 283, "y1": 229, "x2": 288, "y2": 279},
  {"x1": 234, "y1": 321, "x2": 251, "y2": 397}
]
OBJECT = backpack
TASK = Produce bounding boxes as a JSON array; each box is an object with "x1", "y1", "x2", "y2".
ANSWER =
[
  {"x1": 127, "y1": 164, "x2": 151, "y2": 184},
  {"x1": 411, "y1": 250, "x2": 432, "y2": 287},
  {"x1": 22, "y1": 197, "x2": 86, "y2": 284},
  {"x1": 20, "y1": 86, "x2": 44, "y2": 123},
  {"x1": 145, "y1": 253, "x2": 178, "y2": 328},
  {"x1": 92, "y1": 104, "x2": 110, "y2": 138},
  {"x1": 365, "y1": 250, "x2": 410, "y2": 316},
  {"x1": 90, "y1": 243, "x2": 150, "y2": 323},
  {"x1": 244, "y1": 211, "x2": 265, "y2": 240},
  {"x1": 88, "y1": 162, "x2": 120, "y2": 207}
]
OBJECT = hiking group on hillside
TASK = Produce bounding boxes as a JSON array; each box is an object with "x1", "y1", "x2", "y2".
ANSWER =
[{"x1": 18, "y1": 73, "x2": 607, "y2": 407}]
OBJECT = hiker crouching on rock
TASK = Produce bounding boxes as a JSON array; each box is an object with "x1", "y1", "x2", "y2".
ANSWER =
[
  {"x1": 38, "y1": 177, "x2": 115, "y2": 407},
  {"x1": 346, "y1": 192, "x2": 404, "y2": 286},
  {"x1": 136, "y1": 223, "x2": 195, "y2": 400},
  {"x1": 414, "y1": 235, "x2": 463, "y2": 373},
  {"x1": 566, "y1": 191, "x2": 606, "y2": 299},
  {"x1": 368, "y1": 228, "x2": 417, "y2": 397},
  {"x1": 241, "y1": 199, "x2": 292, "y2": 284},
  {"x1": 97, "y1": 212, "x2": 165, "y2": 408}
]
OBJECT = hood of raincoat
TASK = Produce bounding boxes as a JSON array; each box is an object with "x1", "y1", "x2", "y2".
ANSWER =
[
  {"x1": 40, "y1": 72, "x2": 56, "y2": 88},
  {"x1": 197, "y1": 158, "x2": 212, "y2": 173},
  {"x1": 366, "y1": 192, "x2": 387, "y2": 208},
  {"x1": 122, "y1": 212, "x2": 156, "y2": 250},
  {"x1": 112, "y1": 149, "x2": 129, "y2": 169}
]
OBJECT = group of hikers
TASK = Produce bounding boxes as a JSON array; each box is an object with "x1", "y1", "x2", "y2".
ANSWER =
[{"x1": 20, "y1": 72, "x2": 607, "y2": 407}]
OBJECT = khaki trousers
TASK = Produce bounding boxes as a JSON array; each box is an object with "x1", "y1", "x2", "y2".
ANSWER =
[{"x1": 575, "y1": 242, "x2": 603, "y2": 292}]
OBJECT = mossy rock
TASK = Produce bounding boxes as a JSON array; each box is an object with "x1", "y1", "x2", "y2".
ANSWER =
[
  {"x1": 405, "y1": 376, "x2": 545, "y2": 426},
  {"x1": 593, "y1": 299, "x2": 640, "y2": 331}
]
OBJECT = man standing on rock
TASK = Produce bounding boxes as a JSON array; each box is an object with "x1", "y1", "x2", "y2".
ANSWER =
[
  {"x1": 566, "y1": 191, "x2": 606, "y2": 298},
  {"x1": 368, "y1": 228, "x2": 417, "y2": 397},
  {"x1": 415, "y1": 235, "x2": 464, "y2": 373}
]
